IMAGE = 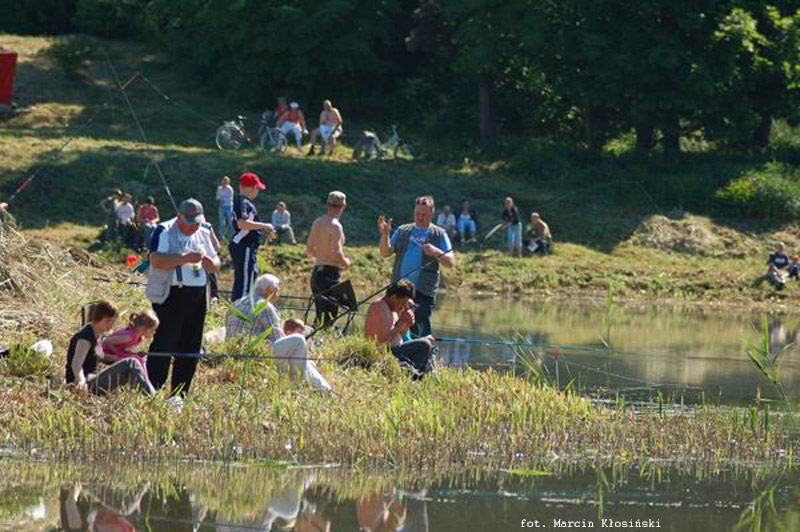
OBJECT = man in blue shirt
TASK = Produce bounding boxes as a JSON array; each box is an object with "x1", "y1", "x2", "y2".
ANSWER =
[
  {"x1": 229, "y1": 172, "x2": 275, "y2": 301},
  {"x1": 378, "y1": 195, "x2": 455, "y2": 337}
]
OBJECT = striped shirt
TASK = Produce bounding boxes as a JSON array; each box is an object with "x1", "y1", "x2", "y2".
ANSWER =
[{"x1": 225, "y1": 296, "x2": 284, "y2": 343}]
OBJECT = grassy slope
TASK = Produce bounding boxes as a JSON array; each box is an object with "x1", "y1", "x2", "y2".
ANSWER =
[{"x1": 2, "y1": 34, "x2": 800, "y2": 306}]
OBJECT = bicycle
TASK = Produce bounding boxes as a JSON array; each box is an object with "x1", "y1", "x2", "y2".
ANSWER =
[
  {"x1": 352, "y1": 125, "x2": 415, "y2": 162},
  {"x1": 215, "y1": 112, "x2": 288, "y2": 153}
]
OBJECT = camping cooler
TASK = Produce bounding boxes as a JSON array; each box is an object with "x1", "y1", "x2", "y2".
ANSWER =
[{"x1": 0, "y1": 51, "x2": 18, "y2": 107}]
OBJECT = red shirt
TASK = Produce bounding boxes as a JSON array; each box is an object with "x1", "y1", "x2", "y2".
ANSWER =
[{"x1": 137, "y1": 204, "x2": 159, "y2": 223}]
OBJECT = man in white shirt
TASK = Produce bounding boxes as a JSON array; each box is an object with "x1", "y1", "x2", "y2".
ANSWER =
[
  {"x1": 146, "y1": 198, "x2": 220, "y2": 396},
  {"x1": 436, "y1": 205, "x2": 457, "y2": 240}
]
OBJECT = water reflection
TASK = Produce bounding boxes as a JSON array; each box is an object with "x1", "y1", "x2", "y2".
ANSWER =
[
  {"x1": 432, "y1": 297, "x2": 800, "y2": 402},
  {"x1": 3, "y1": 461, "x2": 800, "y2": 531}
]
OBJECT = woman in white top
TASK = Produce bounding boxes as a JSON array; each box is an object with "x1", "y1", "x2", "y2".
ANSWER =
[
  {"x1": 115, "y1": 194, "x2": 135, "y2": 224},
  {"x1": 216, "y1": 175, "x2": 234, "y2": 240}
]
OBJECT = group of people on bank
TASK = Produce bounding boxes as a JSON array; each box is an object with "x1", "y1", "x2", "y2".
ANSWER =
[
  {"x1": 66, "y1": 172, "x2": 462, "y2": 400},
  {"x1": 435, "y1": 197, "x2": 552, "y2": 256}
]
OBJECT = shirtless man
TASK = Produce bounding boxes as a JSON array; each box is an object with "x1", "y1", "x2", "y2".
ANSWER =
[
  {"x1": 306, "y1": 191, "x2": 351, "y2": 326},
  {"x1": 307, "y1": 100, "x2": 343, "y2": 156}
]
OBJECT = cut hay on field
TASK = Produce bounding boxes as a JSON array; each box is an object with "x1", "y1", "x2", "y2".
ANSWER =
[
  {"x1": 628, "y1": 213, "x2": 761, "y2": 257},
  {"x1": 0, "y1": 222, "x2": 138, "y2": 342}
]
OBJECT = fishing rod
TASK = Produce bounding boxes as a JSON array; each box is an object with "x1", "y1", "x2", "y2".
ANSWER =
[
  {"x1": 6, "y1": 101, "x2": 111, "y2": 204},
  {"x1": 305, "y1": 232, "x2": 455, "y2": 338},
  {"x1": 104, "y1": 49, "x2": 178, "y2": 213},
  {"x1": 143, "y1": 350, "x2": 338, "y2": 363}
]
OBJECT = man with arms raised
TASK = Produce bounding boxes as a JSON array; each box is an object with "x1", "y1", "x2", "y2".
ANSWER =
[
  {"x1": 378, "y1": 195, "x2": 455, "y2": 337},
  {"x1": 306, "y1": 191, "x2": 351, "y2": 326},
  {"x1": 307, "y1": 99, "x2": 343, "y2": 156}
]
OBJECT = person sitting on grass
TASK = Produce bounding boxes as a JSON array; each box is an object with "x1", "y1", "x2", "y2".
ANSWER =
[
  {"x1": 101, "y1": 310, "x2": 159, "y2": 389},
  {"x1": 790, "y1": 255, "x2": 800, "y2": 281},
  {"x1": 225, "y1": 273, "x2": 284, "y2": 343},
  {"x1": 525, "y1": 212, "x2": 552, "y2": 256},
  {"x1": 767, "y1": 242, "x2": 791, "y2": 288},
  {"x1": 456, "y1": 200, "x2": 478, "y2": 242},
  {"x1": 99, "y1": 189, "x2": 123, "y2": 240},
  {"x1": 436, "y1": 205, "x2": 458, "y2": 241},
  {"x1": 136, "y1": 196, "x2": 160, "y2": 251},
  {"x1": 0, "y1": 201, "x2": 9, "y2": 229},
  {"x1": 272, "y1": 318, "x2": 332, "y2": 392},
  {"x1": 115, "y1": 193, "x2": 137, "y2": 247},
  {"x1": 364, "y1": 279, "x2": 436, "y2": 380},
  {"x1": 272, "y1": 201, "x2": 297, "y2": 244},
  {"x1": 307, "y1": 99, "x2": 343, "y2": 156},
  {"x1": 276, "y1": 101, "x2": 308, "y2": 150},
  {"x1": 65, "y1": 301, "x2": 155, "y2": 396}
]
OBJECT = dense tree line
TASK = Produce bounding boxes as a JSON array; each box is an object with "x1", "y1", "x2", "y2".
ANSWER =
[{"x1": 3, "y1": 0, "x2": 800, "y2": 152}]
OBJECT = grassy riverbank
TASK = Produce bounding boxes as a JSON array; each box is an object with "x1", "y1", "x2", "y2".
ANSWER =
[
  {"x1": 0, "y1": 349, "x2": 792, "y2": 469},
  {"x1": 0, "y1": 226, "x2": 796, "y2": 468},
  {"x1": 3, "y1": 34, "x2": 800, "y2": 308}
]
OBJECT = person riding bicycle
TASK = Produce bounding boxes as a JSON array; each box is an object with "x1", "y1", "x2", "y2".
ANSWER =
[
  {"x1": 307, "y1": 100, "x2": 343, "y2": 156},
  {"x1": 276, "y1": 102, "x2": 308, "y2": 150}
]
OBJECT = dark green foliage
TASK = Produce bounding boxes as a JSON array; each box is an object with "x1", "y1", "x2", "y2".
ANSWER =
[
  {"x1": 44, "y1": 36, "x2": 97, "y2": 79},
  {"x1": 75, "y1": 0, "x2": 154, "y2": 39},
  {"x1": 0, "y1": 0, "x2": 78, "y2": 35},
  {"x1": 716, "y1": 163, "x2": 800, "y2": 220},
  {"x1": 0, "y1": 344, "x2": 52, "y2": 380},
  {"x1": 3, "y1": 1, "x2": 800, "y2": 153}
]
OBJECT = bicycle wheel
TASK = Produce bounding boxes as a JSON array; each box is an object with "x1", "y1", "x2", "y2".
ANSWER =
[
  {"x1": 393, "y1": 142, "x2": 415, "y2": 161},
  {"x1": 216, "y1": 125, "x2": 245, "y2": 150},
  {"x1": 273, "y1": 129, "x2": 288, "y2": 153},
  {"x1": 352, "y1": 138, "x2": 370, "y2": 161},
  {"x1": 259, "y1": 129, "x2": 288, "y2": 153}
]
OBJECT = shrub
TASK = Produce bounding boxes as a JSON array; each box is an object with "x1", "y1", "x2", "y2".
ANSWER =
[
  {"x1": 715, "y1": 163, "x2": 800, "y2": 221},
  {"x1": 0, "y1": 344, "x2": 52, "y2": 380}
]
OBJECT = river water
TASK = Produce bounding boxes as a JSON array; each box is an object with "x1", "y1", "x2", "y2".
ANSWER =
[
  {"x1": 2, "y1": 460, "x2": 798, "y2": 531},
  {"x1": 429, "y1": 297, "x2": 800, "y2": 405},
  {"x1": 3, "y1": 299, "x2": 799, "y2": 530}
]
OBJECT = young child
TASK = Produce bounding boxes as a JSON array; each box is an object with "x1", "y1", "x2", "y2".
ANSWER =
[
  {"x1": 272, "y1": 318, "x2": 332, "y2": 392},
  {"x1": 66, "y1": 301, "x2": 119, "y2": 390},
  {"x1": 101, "y1": 310, "x2": 160, "y2": 378},
  {"x1": 789, "y1": 255, "x2": 800, "y2": 280}
]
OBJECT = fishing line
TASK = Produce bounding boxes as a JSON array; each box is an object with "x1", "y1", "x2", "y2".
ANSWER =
[
  {"x1": 6, "y1": 102, "x2": 111, "y2": 204},
  {"x1": 103, "y1": 49, "x2": 178, "y2": 213},
  {"x1": 138, "y1": 73, "x2": 223, "y2": 127}
]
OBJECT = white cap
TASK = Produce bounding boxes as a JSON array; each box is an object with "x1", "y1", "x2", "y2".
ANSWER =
[{"x1": 289, "y1": 101, "x2": 299, "y2": 109}]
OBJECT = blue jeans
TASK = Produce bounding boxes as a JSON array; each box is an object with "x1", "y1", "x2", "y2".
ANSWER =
[
  {"x1": 507, "y1": 223, "x2": 522, "y2": 250},
  {"x1": 411, "y1": 292, "x2": 435, "y2": 338},
  {"x1": 218, "y1": 204, "x2": 233, "y2": 240},
  {"x1": 458, "y1": 219, "x2": 477, "y2": 240}
]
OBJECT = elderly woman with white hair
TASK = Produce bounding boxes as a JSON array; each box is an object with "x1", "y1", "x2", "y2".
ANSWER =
[{"x1": 225, "y1": 273, "x2": 284, "y2": 342}]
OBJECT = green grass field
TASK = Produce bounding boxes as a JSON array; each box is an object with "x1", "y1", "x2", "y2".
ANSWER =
[{"x1": 3, "y1": 34, "x2": 800, "y2": 306}]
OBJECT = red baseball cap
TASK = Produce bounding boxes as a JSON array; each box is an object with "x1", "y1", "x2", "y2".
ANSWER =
[{"x1": 239, "y1": 172, "x2": 266, "y2": 190}]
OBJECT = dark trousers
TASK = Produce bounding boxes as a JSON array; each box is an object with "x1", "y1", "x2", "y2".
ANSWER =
[
  {"x1": 208, "y1": 272, "x2": 219, "y2": 300},
  {"x1": 391, "y1": 338, "x2": 435, "y2": 379},
  {"x1": 147, "y1": 286, "x2": 207, "y2": 396},
  {"x1": 229, "y1": 242, "x2": 258, "y2": 301},
  {"x1": 411, "y1": 292, "x2": 435, "y2": 338},
  {"x1": 310, "y1": 265, "x2": 341, "y2": 327}
]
